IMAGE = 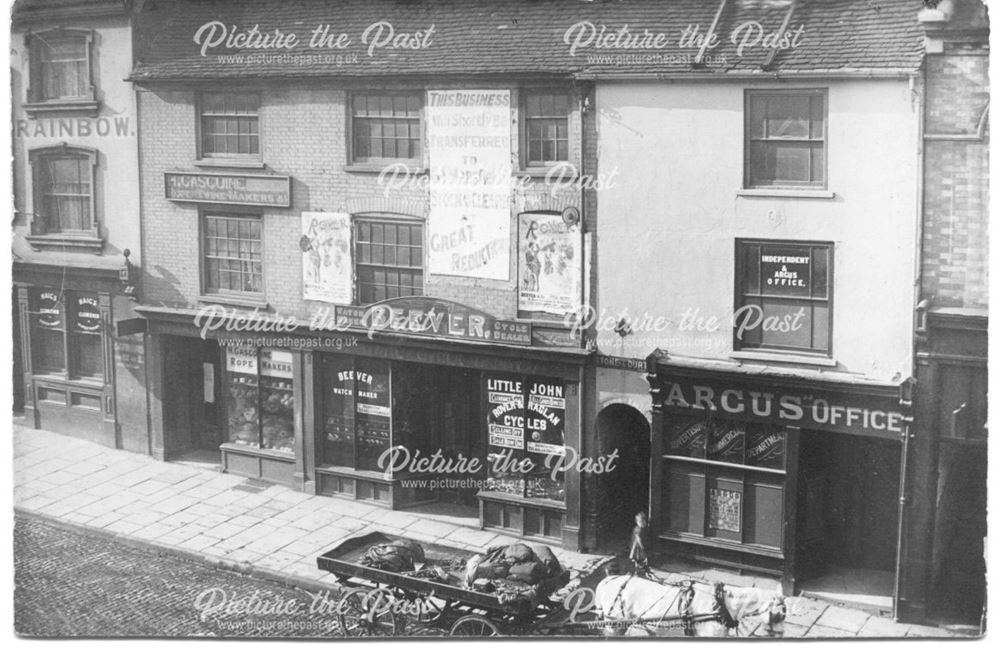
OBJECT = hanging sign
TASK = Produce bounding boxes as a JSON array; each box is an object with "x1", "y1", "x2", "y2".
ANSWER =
[
  {"x1": 301, "y1": 211, "x2": 353, "y2": 304},
  {"x1": 518, "y1": 213, "x2": 582, "y2": 315},
  {"x1": 426, "y1": 89, "x2": 512, "y2": 280}
]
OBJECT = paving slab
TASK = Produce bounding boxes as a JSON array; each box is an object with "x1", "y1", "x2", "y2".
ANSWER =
[
  {"x1": 815, "y1": 605, "x2": 872, "y2": 634},
  {"x1": 802, "y1": 624, "x2": 856, "y2": 638},
  {"x1": 858, "y1": 616, "x2": 911, "y2": 638}
]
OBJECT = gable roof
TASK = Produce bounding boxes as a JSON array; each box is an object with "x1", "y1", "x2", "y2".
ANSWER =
[{"x1": 129, "y1": 0, "x2": 928, "y2": 82}]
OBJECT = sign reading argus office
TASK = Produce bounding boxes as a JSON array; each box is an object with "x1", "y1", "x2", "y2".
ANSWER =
[{"x1": 165, "y1": 172, "x2": 291, "y2": 208}]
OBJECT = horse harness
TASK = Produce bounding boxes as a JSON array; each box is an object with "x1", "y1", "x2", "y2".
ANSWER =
[{"x1": 603, "y1": 574, "x2": 746, "y2": 636}]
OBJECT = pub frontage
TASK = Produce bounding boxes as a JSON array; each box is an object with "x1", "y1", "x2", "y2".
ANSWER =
[{"x1": 646, "y1": 352, "x2": 914, "y2": 598}]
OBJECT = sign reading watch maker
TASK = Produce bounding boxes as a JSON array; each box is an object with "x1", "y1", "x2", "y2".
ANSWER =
[
  {"x1": 165, "y1": 172, "x2": 291, "y2": 208},
  {"x1": 334, "y1": 297, "x2": 531, "y2": 346}
]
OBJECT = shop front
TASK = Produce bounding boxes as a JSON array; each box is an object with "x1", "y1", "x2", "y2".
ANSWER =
[
  {"x1": 139, "y1": 297, "x2": 589, "y2": 550},
  {"x1": 646, "y1": 352, "x2": 913, "y2": 609}
]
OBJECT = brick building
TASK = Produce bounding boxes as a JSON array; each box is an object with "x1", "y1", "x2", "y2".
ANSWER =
[
  {"x1": 10, "y1": 0, "x2": 148, "y2": 452},
  {"x1": 902, "y1": 0, "x2": 989, "y2": 626},
  {"x1": 128, "y1": 0, "x2": 596, "y2": 549}
]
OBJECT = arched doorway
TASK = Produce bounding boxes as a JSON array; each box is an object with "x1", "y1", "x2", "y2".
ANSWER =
[{"x1": 595, "y1": 404, "x2": 651, "y2": 554}]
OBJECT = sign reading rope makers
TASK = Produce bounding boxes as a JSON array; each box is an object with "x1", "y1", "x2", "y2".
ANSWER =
[
  {"x1": 165, "y1": 172, "x2": 291, "y2": 208},
  {"x1": 657, "y1": 377, "x2": 908, "y2": 440},
  {"x1": 334, "y1": 297, "x2": 531, "y2": 346},
  {"x1": 426, "y1": 90, "x2": 512, "y2": 281}
]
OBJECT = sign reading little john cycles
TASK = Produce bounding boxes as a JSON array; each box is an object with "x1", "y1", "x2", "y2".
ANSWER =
[{"x1": 164, "y1": 172, "x2": 292, "y2": 208}]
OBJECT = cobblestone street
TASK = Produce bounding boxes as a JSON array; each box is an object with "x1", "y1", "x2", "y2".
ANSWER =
[{"x1": 14, "y1": 514, "x2": 420, "y2": 638}]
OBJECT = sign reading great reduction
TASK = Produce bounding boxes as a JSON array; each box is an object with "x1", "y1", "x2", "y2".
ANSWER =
[
  {"x1": 427, "y1": 90, "x2": 512, "y2": 281},
  {"x1": 165, "y1": 172, "x2": 291, "y2": 208}
]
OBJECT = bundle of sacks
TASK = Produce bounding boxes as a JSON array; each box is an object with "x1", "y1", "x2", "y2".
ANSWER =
[
  {"x1": 463, "y1": 542, "x2": 569, "y2": 610},
  {"x1": 361, "y1": 539, "x2": 426, "y2": 573}
]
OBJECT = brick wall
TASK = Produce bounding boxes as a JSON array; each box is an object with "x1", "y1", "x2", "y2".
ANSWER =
[
  {"x1": 921, "y1": 49, "x2": 990, "y2": 309},
  {"x1": 138, "y1": 82, "x2": 584, "y2": 322}
]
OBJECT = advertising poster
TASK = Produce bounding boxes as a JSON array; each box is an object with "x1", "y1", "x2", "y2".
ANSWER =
[
  {"x1": 525, "y1": 377, "x2": 566, "y2": 456},
  {"x1": 708, "y1": 488, "x2": 743, "y2": 533},
  {"x1": 518, "y1": 213, "x2": 582, "y2": 315},
  {"x1": 426, "y1": 89, "x2": 511, "y2": 280},
  {"x1": 301, "y1": 211, "x2": 352, "y2": 304}
]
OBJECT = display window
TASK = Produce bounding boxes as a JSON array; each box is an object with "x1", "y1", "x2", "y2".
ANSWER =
[
  {"x1": 320, "y1": 355, "x2": 391, "y2": 472},
  {"x1": 224, "y1": 346, "x2": 295, "y2": 453}
]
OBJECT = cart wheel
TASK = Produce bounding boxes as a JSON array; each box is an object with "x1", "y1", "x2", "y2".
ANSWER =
[
  {"x1": 413, "y1": 595, "x2": 452, "y2": 626},
  {"x1": 450, "y1": 615, "x2": 501, "y2": 637},
  {"x1": 338, "y1": 588, "x2": 399, "y2": 637}
]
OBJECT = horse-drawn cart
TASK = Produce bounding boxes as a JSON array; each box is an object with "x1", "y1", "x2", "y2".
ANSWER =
[{"x1": 315, "y1": 531, "x2": 580, "y2": 637}]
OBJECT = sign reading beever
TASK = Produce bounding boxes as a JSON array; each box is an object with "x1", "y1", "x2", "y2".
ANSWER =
[
  {"x1": 335, "y1": 297, "x2": 531, "y2": 346},
  {"x1": 165, "y1": 172, "x2": 291, "y2": 208},
  {"x1": 656, "y1": 376, "x2": 908, "y2": 440}
]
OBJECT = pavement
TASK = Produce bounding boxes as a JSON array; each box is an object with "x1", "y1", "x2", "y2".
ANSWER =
[{"x1": 13, "y1": 423, "x2": 965, "y2": 639}]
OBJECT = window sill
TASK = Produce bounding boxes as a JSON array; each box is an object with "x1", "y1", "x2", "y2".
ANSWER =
[
  {"x1": 24, "y1": 99, "x2": 101, "y2": 118},
  {"x1": 343, "y1": 162, "x2": 425, "y2": 175},
  {"x1": 737, "y1": 188, "x2": 836, "y2": 199},
  {"x1": 198, "y1": 294, "x2": 270, "y2": 310},
  {"x1": 730, "y1": 350, "x2": 838, "y2": 368},
  {"x1": 220, "y1": 442, "x2": 295, "y2": 459},
  {"x1": 194, "y1": 158, "x2": 266, "y2": 169},
  {"x1": 476, "y1": 491, "x2": 567, "y2": 511},
  {"x1": 517, "y1": 166, "x2": 571, "y2": 179},
  {"x1": 26, "y1": 233, "x2": 103, "y2": 254}
]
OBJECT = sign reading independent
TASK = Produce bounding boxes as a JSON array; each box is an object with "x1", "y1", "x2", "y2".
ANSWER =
[{"x1": 165, "y1": 172, "x2": 291, "y2": 208}]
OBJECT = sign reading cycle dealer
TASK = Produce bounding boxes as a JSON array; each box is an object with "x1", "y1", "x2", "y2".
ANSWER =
[{"x1": 660, "y1": 379, "x2": 907, "y2": 440}]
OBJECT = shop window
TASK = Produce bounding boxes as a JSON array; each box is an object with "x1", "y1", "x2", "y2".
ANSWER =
[
  {"x1": 29, "y1": 289, "x2": 105, "y2": 381},
  {"x1": 350, "y1": 93, "x2": 422, "y2": 164},
  {"x1": 26, "y1": 28, "x2": 98, "y2": 113},
  {"x1": 745, "y1": 90, "x2": 826, "y2": 188},
  {"x1": 29, "y1": 146, "x2": 98, "y2": 236},
  {"x1": 662, "y1": 416, "x2": 788, "y2": 550},
  {"x1": 523, "y1": 91, "x2": 571, "y2": 167},
  {"x1": 485, "y1": 374, "x2": 567, "y2": 504},
  {"x1": 199, "y1": 92, "x2": 261, "y2": 159},
  {"x1": 223, "y1": 346, "x2": 295, "y2": 453},
  {"x1": 203, "y1": 213, "x2": 263, "y2": 296},
  {"x1": 354, "y1": 217, "x2": 423, "y2": 303},
  {"x1": 735, "y1": 240, "x2": 832, "y2": 355},
  {"x1": 320, "y1": 355, "x2": 391, "y2": 472}
]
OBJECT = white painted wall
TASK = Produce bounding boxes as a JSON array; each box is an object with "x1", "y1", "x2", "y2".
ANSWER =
[{"x1": 593, "y1": 79, "x2": 918, "y2": 389}]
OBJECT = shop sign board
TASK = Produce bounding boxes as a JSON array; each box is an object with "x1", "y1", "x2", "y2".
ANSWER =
[
  {"x1": 260, "y1": 348, "x2": 293, "y2": 379},
  {"x1": 426, "y1": 89, "x2": 511, "y2": 280},
  {"x1": 657, "y1": 376, "x2": 907, "y2": 440},
  {"x1": 526, "y1": 379, "x2": 566, "y2": 456},
  {"x1": 301, "y1": 211, "x2": 352, "y2": 304},
  {"x1": 164, "y1": 172, "x2": 291, "y2": 208},
  {"x1": 596, "y1": 355, "x2": 646, "y2": 372},
  {"x1": 518, "y1": 213, "x2": 582, "y2": 316},
  {"x1": 760, "y1": 249, "x2": 812, "y2": 297},
  {"x1": 225, "y1": 344, "x2": 258, "y2": 375},
  {"x1": 335, "y1": 297, "x2": 531, "y2": 346}
]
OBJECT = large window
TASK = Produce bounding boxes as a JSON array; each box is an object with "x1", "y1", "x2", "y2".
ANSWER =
[
  {"x1": 320, "y1": 355, "x2": 392, "y2": 472},
  {"x1": 29, "y1": 146, "x2": 96, "y2": 234},
  {"x1": 662, "y1": 415, "x2": 788, "y2": 550},
  {"x1": 200, "y1": 92, "x2": 260, "y2": 159},
  {"x1": 28, "y1": 29, "x2": 93, "y2": 103},
  {"x1": 736, "y1": 240, "x2": 832, "y2": 356},
  {"x1": 224, "y1": 347, "x2": 295, "y2": 453},
  {"x1": 351, "y1": 93, "x2": 422, "y2": 163},
  {"x1": 745, "y1": 90, "x2": 826, "y2": 188},
  {"x1": 354, "y1": 217, "x2": 423, "y2": 303},
  {"x1": 203, "y1": 213, "x2": 263, "y2": 296},
  {"x1": 523, "y1": 92, "x2": 571, "y2": 167},
  {"x1": 30, "y1": 289, "x2": 104, "y2": 381}
]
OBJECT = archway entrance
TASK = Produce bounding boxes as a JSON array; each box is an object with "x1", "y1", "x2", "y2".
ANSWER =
[{"x1": 595, "y1": 404, "x2": 651, "y2": 554}]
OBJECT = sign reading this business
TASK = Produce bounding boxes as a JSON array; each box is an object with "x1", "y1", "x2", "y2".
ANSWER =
[
  {"x1": 301, "y1": 211, "x2": 352, "y2": 304},
  {"x1": 518, "y1": 213, "x2": 582, "y2": 315},
  {"x1": 426, "y1": 90, "x2": 512, "y2": 280},
  {"x1": 334, "y1": 297, "x2": 531, "y2": 346},
  {"x1": 165, "y1": 172, "x2": 291, "y2": 208}
]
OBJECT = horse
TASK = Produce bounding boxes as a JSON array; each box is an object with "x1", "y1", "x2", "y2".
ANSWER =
[{"x1": 594, "y1": 573, "x2": 787, "y2": 638}]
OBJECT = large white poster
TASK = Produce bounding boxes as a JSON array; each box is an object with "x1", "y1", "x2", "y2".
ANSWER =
[
  {"x1": 518, "y1": 213, "x2": 582, "y2": 315},
  {"x1": 301, "y1": 211, "x2": 352, "y2": 304},
  {"x1": 427, "y1": 90, "x2": 511, "y2": 280}
]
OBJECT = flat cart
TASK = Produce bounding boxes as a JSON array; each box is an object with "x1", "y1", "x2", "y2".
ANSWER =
[{"x1": 316, "y1": 531, "x2": 581, "y2": 637}]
